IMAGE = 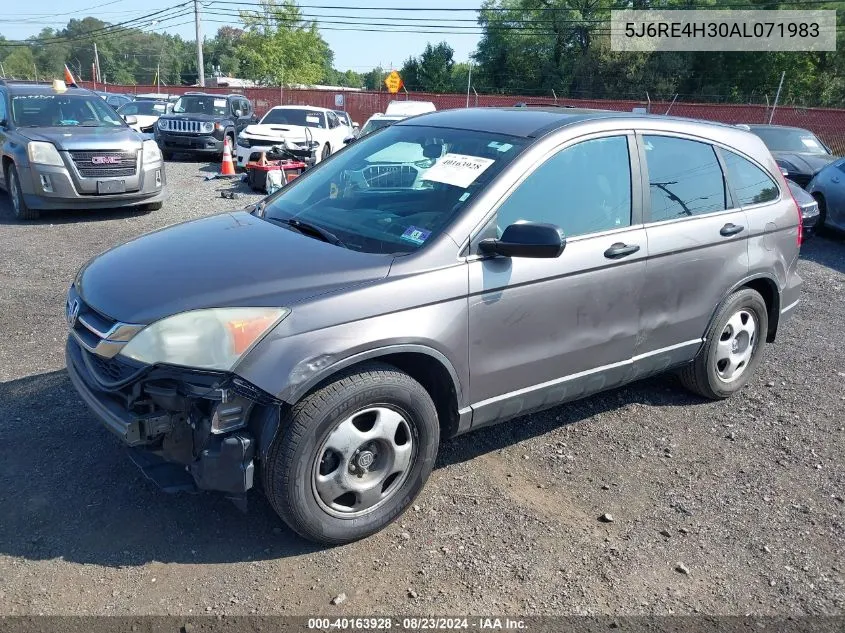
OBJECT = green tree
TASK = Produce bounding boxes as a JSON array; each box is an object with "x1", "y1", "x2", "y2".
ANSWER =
[
  {"x1": 417, "y1": 42, "x2": 455, "y2": 92},
  {"x1": 236, "y1": 0, "x2": 332, "y2": 85}
]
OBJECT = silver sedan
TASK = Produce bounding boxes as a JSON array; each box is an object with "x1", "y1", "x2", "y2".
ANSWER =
[{"x1": 807, "y1": 157, "x2": 845, "y2": 232}]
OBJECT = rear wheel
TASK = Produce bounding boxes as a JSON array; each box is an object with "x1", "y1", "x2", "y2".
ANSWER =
[
  {"x1": 6, "y1": 164, "x2": 39, "y2": 221},
  {"x1": 321, "y1": 143, "x2": 331, "y2": 162},
  {"x1": 679, "y1": 288, "x2": 768, "y2": 400},
  {"x1": 263, "y1": 363, "x2": 439, "y2": 545}
]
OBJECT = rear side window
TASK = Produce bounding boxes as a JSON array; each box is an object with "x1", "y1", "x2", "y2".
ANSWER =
[
  {"x1": 495, "y1": 135, "x2": 632, "y2": 238},
  {"x1": 643, "y1": 135, "x2": 727, "y2": 221},
  {"x1": 722, "y1": 150, "x2": 779, "y2": 205}
]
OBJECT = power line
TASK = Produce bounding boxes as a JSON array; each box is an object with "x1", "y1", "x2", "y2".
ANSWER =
[{"x1": 1, "y1": 3, "x2": 193, "y2": 45}]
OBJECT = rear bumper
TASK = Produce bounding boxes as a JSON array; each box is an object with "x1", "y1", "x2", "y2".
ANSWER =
[
  {"x1": 66, "y1": 336, "x2": 257, "y2": 495},
  {"x1": 20, "y1": 160, "x2": 166, "y2": 211},
  {"x1": 779, "y1": 269, "x2": 803, "y2": 323}
]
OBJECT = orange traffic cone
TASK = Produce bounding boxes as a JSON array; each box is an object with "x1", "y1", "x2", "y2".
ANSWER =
[{"x1": 220, "y1": 136, "x2": 236, "y2": 176}]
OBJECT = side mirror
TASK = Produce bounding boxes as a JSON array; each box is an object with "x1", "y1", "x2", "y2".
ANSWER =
[
  {"x1": 234, "y1": 109, "x2": 243, "y2": 118},
  {"x1": 343, "y1": 136, "x2": 356, "y2": 145},
  {"x1": 781, "y1": 167, "x2": 789, "y2": 177},
  {"x1": 353, "y1": 122, "x2": 359, "y2": 129},
  {"x1": 124, "y1": 115, "x2": 138, "y2": 125},
  {"x1": 479, "y1": 222, "x2": 566, "y2": 258}
]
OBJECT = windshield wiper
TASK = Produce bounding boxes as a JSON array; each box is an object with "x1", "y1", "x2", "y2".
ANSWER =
[{"x1": 274, "y1": 218, "x2": 346, "y2": 247}]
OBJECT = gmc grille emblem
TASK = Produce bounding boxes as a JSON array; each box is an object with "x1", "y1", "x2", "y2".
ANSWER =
[{"x1": 91, "y1": 156, "x2": 120, "y2": 165}]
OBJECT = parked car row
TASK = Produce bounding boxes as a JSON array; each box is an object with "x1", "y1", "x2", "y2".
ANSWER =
[{"x1": 737, "y1": 123, "x2": 843, "y2": 234}]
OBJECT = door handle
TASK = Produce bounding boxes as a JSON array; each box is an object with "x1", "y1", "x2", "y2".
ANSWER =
[
  {"x1": 603, "y1": 242, "x2": 640, "y2": 259},
  {"x1": 720, "y1": 223, "x2": 745, "y2": 237}
]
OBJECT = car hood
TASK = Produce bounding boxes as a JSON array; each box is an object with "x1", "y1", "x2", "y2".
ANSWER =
[
  {"x1": 241, "y1": 123, "x2": 317, "y2": 143},
  {"x1": 771, "y1": 151, "x2": 838, "y2": 175},
  {"x1": 160, "y1": 113, "x2": 226, "y2": 122},
  {"x1": 18, "y1": 126, "x2": 142, "y2": 151},
  {"x1": 75, "y1": 211, "x2": 393, "y2": 324},
  {"x1": 132, "y1": 114, "x2": 160, "y2": 126}
]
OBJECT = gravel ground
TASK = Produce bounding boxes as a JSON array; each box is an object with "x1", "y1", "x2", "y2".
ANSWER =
[{"x1": 0, "y1": 159, "x2": 843, "y2": 617}]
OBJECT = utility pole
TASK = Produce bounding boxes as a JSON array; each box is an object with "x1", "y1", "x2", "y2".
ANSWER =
[
  {"x1": 466, "y1": 63, "x2": 472, "y2": 108},
  {"x1": 93, "y1": 42, "x2": 101, "y2": 83},
  {"x1": 769, "y1": 71, "x2": 785, "y2": 124},
  {"x1": 194, "y1": 0, "x2": 205, "y2": 87}
]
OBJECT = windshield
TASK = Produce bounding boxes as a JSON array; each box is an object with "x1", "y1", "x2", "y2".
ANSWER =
[
  {"x1": 360, "y1": 118, "x2": 398, "y2": 137},
  {"x1": 260, "y1": 108, "x2": 326, "y2": 128},
  {"x1": 118, "y1": 101, "x2": 167, "y2": 116},
  {"x1": 11, "y1": 94, "x2": 125, "y2": 128},
  {"x1": 751, "y1": 127, "x2": 830, "y2": 155},
  {"x1": 334, "y1": 111, "x2": 350, "y2": 125},
  {"x1": 173, "y1": 95, "x2": 228, "y2": 116},
  {"x1": 262, "y1": 124, "x2": 526, "y2": 255}
]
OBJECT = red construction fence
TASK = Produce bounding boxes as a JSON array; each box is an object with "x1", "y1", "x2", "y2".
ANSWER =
[{"x1": 82, "y1": 82, "x2": 845, "y2": 154}]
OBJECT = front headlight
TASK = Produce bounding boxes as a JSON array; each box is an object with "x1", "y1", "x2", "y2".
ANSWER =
[
  {"x1": 157, "y1": 119, "x2": 168, "y2": 129},
  {"x1": 201, "y1": 122, "x2": 215, "y2": 133},
  {"x1": 27, "y1": 141, "x2": 64, "y2": 167},
  {"x1": 142, "y1": 139, "x2": 162, "y2": 163},
  {"x1": 119, "y1": 307, "x2": 290, "y2": 371}
]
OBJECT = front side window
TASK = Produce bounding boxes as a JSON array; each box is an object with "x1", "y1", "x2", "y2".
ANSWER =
[
  {"x1": 173, "y1": 95, "x2": 228, "y2": 116},
  {"x1": 643, "y1": 135, "x2": 727, "y2": 221},
  {"x1": 494, "y1": 135, "x2": 632, "y2": 238},
  {"x1": 260, "y1": 108, "x2": 326, "y2": 128},
  {"x1": 722, "y1": 150, "x2": 779, "y2": 206},
  {"x1": 262, "y1": 124, "x2": 527, "y2": 255},
  {"x1": 11, "y1": 94, "x2": 124, "y2": 128}
]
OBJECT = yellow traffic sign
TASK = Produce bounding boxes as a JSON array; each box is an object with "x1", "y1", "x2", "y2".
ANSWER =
[{"x1": 384, "y1": 70, "x2": 403, "y2": 94}]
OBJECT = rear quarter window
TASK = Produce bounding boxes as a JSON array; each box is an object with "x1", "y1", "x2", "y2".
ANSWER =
[{"x1": 722, "y1": 150, "x2": 779, "y2": 206}]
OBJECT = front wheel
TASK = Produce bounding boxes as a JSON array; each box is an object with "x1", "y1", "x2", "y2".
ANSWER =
[
  {"x1": 7, "y1": 164, "x2": 39, "y2": 221},
  {"x1": 679, "y1": 288, "x2": 769, "y2": 400},
  {"x1": 320, "y1": 143, "x2": 331, "y2": 162},
  {"x1": 263, "y1": 363, "x2": 439, "y2": 545}
]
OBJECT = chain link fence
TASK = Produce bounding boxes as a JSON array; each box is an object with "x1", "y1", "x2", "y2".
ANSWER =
[{"x1": 84, "y1": 82, "x2": 845, "y2": 155}]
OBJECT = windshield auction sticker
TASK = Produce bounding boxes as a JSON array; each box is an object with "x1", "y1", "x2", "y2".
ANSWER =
[
  {"x1": 611, "y1": 10, "x2": 836, "y2": 52},
  {"x1": 423, "y1": 153, "x2": 495, "y2": 188}
]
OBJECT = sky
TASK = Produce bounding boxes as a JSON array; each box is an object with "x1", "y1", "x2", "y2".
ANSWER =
[{"x1": 0, "y1": 0, "x2": 485, "y2": 71}]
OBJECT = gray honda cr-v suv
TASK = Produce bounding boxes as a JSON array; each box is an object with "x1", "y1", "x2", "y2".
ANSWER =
[{"x1": 66, "y1": 107, "x2": 803, "y2": 544}]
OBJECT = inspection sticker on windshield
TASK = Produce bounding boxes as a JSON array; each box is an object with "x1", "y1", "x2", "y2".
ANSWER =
[
  {"x1": 801, "y1": 137, "x2": 821, "y2": 149},
  {"x1": 400, "y1": 226, "x2": 431, "y2": 245},
  {"x1": 214, "y1": 99, "x2": 227, "y2": 108},
  {"x1": 423, "y1": 153, "x2": 495, "y2": 188}
]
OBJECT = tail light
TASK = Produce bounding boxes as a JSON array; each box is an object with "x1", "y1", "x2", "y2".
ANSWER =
[{"x1": 776, "y1": 165, "x2": 803, "y2": 247}]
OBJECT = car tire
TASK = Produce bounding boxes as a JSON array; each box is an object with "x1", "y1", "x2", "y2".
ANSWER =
[
  {"x1": 263, "y1": 362, "x2": 440, "y2": 545},
  {"x1": 142, "y1": 201, "x2": 164, "y2": 212},
  {"x1": 6, "y1": 164, "x2": 39, "y2": 221},
  {"x1": 162, "y1": 150, "x2": 174, "y2": 161},
  {"x1": 321, "y1": 144, "x2": 331, "y2": 162},
  {"x1": 679, "y1": 288, "x2": 769, "y2": 400}
]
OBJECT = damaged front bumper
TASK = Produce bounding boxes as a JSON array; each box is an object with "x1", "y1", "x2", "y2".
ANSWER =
[{"x1": 66, "y1": 336, "x2": 277, "y2": 501}]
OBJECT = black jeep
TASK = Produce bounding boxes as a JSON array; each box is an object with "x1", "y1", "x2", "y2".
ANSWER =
[{"x1": 154, "y1": 92, "x2": 255, "y2": 159}]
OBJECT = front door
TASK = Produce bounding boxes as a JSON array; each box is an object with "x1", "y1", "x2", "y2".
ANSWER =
[{"x1": 467, "y1": 133, "x2": 648, "y2": 428}]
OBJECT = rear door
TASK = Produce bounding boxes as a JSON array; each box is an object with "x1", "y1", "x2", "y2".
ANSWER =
[{"x1": 635, "y1": 132, "x2": 749, "y2": 372}]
